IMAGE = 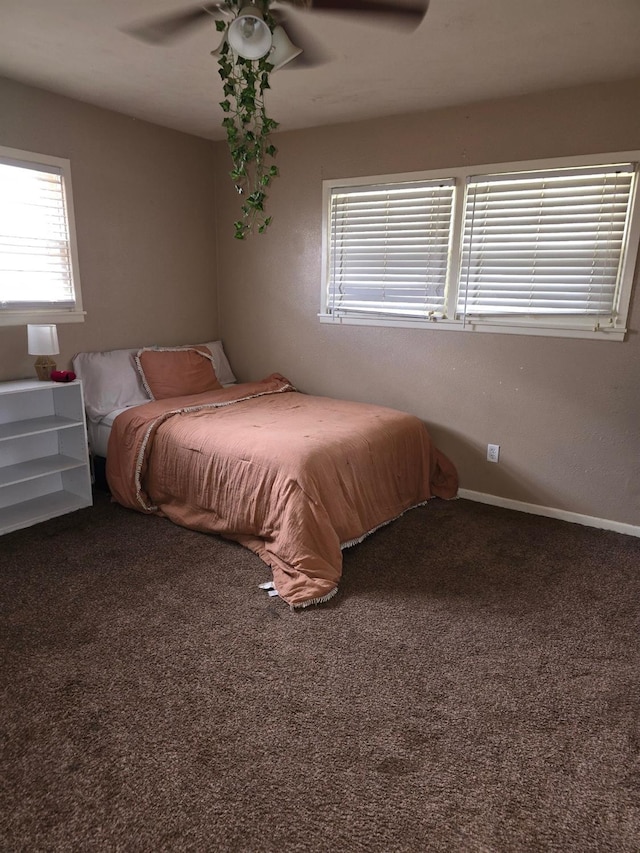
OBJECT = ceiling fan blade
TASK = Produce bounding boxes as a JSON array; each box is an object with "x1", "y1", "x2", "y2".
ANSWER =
[
  {"x1": 123, "y1": 3, "x2": 230, "y2": 45},
  {"x1": 270, "y1": 9, "x2": 332, "y2": 68},
  {"x1": 278, "y1": 0, "x2": 429, "y2": 30}
]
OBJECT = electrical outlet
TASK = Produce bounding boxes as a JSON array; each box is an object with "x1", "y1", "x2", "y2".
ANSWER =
[{"x1": 487, "y1": 443, "x2": 500, "y2": 463}]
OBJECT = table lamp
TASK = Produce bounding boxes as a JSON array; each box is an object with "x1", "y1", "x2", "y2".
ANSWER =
[{"x1": 27, "y1": 324, "x2": 59, "y2": 381}]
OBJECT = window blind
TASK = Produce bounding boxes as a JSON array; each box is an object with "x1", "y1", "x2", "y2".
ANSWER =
[
  {"x1": 458, "y1": 164, "x2": 635, "y2": 320},
  {"x1": 0, "y1": 158, "x2": 75, "y2": 310},
  {"x1": 327, "y1": 179, "x2": 455, "y2": 320}
]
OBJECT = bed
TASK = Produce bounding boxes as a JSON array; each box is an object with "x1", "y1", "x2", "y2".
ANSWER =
[{"x1": 73, "y1": 343, "x2": 458, "y2": 608}]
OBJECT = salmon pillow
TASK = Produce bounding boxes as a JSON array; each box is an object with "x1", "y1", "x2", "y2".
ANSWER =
[{"x1": 136, "y1": 346, "x2": 223, "y2": 400}]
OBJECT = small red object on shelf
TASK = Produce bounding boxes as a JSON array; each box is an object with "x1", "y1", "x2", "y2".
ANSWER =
[{"x1": 50, "y1": 370, "x2": 76, "y2": 383}]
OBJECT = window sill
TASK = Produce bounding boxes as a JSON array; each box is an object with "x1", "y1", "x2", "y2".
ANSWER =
[
  {"x1": 0, "y1": 310, "x2": 86, "y2": 327},
  {"x1": 318, "y1": 314, "x2": 627, "y2": 341}
]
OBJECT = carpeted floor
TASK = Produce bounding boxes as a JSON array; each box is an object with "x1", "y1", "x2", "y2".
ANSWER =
[{"x1": 1, "y1": 491, "x2": 639, "y2": 852}]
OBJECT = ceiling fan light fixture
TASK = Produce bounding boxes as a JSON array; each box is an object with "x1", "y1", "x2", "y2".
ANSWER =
[
  {"x1": 228, "y1": 5, "x2": 272, "y2": 60},
  {"x1": 269, "y1": 25, "x2": 303, "y2": 70}
]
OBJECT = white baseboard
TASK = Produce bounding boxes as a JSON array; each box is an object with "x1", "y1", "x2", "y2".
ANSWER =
[{"x1": 457, "y1": 488, "x2": 640, "y2": 539}]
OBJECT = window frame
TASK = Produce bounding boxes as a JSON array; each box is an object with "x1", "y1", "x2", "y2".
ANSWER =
[
  {"x1": 0, "y1": 145, "x2": 85, "y2": 327},
  {"x1": 320, "y1": 152, "x2": 640, "y2": 341}
]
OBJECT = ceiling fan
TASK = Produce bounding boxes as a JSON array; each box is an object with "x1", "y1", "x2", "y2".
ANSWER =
[
  {"x1": 124, "y1": 1, "x2": 430, "y2": 69},
  {"x1": 124, "y1": 1, "x2": 430, "y2": 238}
]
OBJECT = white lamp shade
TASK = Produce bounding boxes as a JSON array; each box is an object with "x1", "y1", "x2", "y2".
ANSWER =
[
  {"x1": 269, "y1": 26, "x2": 303, "y2": 70},
  {"x1": 27, "y1": 324, "x2": 59, "y2": 356},
  {"x1": 228, "y1": 6, "x2": 272, "y2": 60}
]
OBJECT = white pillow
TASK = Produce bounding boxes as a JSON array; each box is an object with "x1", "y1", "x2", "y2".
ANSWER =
[
  {"x1": 200, "y1": 340, "x2": 237, "y2": 386},
  {"x1": 72, "y1": 348, "x2": 150, "y2": 421}
]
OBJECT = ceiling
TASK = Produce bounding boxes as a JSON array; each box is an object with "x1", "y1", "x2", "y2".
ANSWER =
[{"x1": 1, "y1": 0, "x2": 640, "y2": 142}]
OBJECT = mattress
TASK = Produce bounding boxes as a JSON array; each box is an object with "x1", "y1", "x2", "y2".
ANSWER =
[{"x1": 87, "y1": 408, "x2": 128, "y2": 458}]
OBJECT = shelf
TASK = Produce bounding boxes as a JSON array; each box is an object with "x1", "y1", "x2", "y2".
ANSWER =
[
  {"x1": 0, "y1": 415, "x2": 81, "y2": 442},
  {"x1": 0, "y1": 455, "x2": 87, "y2": 488},
  {"x1": 0, "y1": 491, "x2": 92, "y2": 536}
]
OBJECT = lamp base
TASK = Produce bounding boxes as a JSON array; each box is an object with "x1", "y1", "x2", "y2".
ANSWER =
[{"x1": 34, "y1": 356, "x2": 57, "y2": 381}]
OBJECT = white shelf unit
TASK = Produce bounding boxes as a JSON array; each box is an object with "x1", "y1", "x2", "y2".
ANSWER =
[{"x1": 0, "y1": 379, "x2": 93, "y2": 535}]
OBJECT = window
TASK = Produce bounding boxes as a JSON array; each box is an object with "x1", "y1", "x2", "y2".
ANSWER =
[
  {"x1": 322, "y1": 153, "x2": 640, "y2": 340},
  {"x1": 0, "y1": 145, "x2": 84, "y2": 326},
  {"x1": 327, "y1": 179, "x2": 455, "y2": 320}
]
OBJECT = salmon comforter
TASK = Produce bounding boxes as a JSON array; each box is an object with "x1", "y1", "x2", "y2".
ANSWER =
[{"x1": 106, "y1": 374, "x2": 458, "y2": 608}]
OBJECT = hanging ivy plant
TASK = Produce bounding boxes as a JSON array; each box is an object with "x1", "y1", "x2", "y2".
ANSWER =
[{"x1": 215, "y1": 10, "x2": 279, "y2": 240}]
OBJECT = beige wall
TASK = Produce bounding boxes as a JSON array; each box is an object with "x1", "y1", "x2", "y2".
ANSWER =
[
  {"x1": 0, "y1": 76, "x2": 219, "y2": 382},
  {"x1": 1, "y1": 73, "x2": 638, "y2": 528},
  {"x1": 213, "y1": 77, "x2": 640, "y2": 528}
]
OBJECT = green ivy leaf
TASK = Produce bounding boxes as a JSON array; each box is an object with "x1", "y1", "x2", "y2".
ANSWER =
[
  {"x1": 247, "y1": 191, "x2": 265, "y2": 210},
  {"x1": 215, "y1": 19, "x2": 226, "y2": 32}
]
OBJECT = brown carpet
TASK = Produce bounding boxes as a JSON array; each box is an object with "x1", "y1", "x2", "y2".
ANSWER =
[{"x1": 1, "y1": 492, "x2": 639, "y2": 852}]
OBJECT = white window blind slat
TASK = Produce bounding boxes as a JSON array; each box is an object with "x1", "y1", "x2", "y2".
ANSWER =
[{"x1": 458, "y1": 165, "x2": 634, "y2": 319}]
